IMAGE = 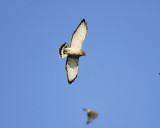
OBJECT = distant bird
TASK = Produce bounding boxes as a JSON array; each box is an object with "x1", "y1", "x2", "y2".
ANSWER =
[
  {"x1": 59, "y1": 19, "x2": 88, "y2": 84},
  {"x1": 83, "y1": 108, "x2": 98, "y2": 124}
]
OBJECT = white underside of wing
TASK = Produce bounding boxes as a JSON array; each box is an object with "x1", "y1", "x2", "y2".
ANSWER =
[
  {"x1": 70, "y1": 20, "x2": 87, "y2": 49},
  {"x1": 65, "y1": 56, "x2": 79, "y2": 83}
]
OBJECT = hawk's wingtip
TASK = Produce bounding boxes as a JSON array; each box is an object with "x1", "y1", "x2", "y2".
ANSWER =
[
  {"x1": 67, "y1": 74, "x2": 78, "y2": 84},
  {"x1": 82, "y1": 19, "x2": 85, "y2": 22},
  {"x1": 81, "y1": 19, "x2": 87, "y2": 29},
  {"x1": 68, "y1": 81, "x2": 72, "y2": 84},
  {"x1": 68, "y1": 79, "x2": 75, "y2": 84}
]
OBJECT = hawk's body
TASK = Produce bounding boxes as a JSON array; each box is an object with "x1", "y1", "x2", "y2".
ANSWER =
[
  {"x1": 59, "y1": 19, "x2": 88, "y2": 84},
  {"x1": 64, "y1": 48, "x2": 85, "y2": 56}
]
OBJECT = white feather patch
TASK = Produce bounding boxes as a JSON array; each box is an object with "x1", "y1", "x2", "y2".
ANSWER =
[
  {"x1": 65, "y1": 56, "x2": 79, "y2": 84},
  {"x1": 70, "y1": 19, "x2": 87, "y2": 49}
]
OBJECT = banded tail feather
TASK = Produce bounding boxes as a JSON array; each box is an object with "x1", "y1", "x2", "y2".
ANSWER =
[{"x1": 59, "y1": 42, "x2": 69, "y2": 59}]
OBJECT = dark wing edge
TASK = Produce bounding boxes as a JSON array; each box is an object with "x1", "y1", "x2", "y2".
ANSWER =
[{"x1": 68, "y1": 77, "x2": 77, "y2": 84}]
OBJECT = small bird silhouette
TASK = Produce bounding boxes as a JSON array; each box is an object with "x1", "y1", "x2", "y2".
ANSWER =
[{"x1": 83, "y1": 108, "x2": 98, "y2": 124}]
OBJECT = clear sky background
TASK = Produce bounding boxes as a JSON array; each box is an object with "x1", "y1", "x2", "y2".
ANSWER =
[{"x1": 0, "y1": 0, "x2": 160, "y2": 128}]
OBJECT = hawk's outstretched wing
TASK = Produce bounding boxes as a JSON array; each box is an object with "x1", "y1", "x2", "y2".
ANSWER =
[
  {"x1": 65, "y1": 56, "x2": 79, "y2": 84},
  {"x1": 70, "y1": 19, "x2": 88, "y2": 49}
]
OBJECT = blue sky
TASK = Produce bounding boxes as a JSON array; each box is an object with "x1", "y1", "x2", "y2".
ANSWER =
[{"x1": 0, "y1": 0, "x2": 160, "y2": 128}]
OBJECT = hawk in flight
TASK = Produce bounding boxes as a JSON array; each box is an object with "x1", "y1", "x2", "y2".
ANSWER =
[
  {"x1": 83, "y1": 108, "x2": 98, "y2": 124},
  {"x1": 59, "y1": 19, "x2": 88, "y2": 84}
]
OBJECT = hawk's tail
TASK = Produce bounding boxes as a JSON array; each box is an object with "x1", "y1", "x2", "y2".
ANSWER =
[{"x1": 59, "y1": 42, "x2": 69, "y2": 59}]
